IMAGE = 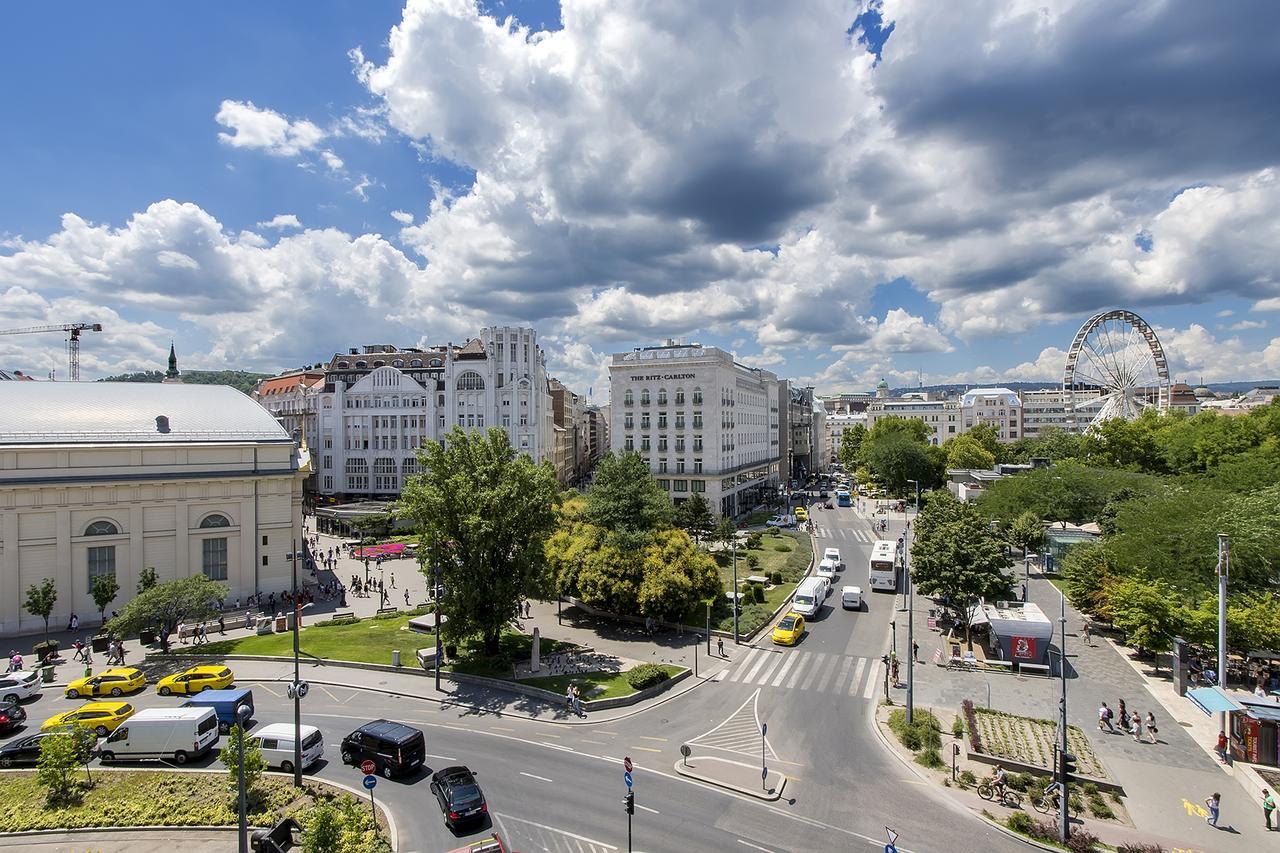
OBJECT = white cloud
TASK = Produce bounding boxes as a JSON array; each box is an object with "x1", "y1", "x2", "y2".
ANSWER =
[
  {"x1": 1217, "y1": 309, "x2": 1235, "y2": 317},
  {"x1": 320, "y1": 150, "x2": 345, "y2": 171},
  {"x1": 215, "y1": 100, "x2": 326, "y2": 156},
  {"x1": 390, "y1": 210, "x2": 415, "y2": 225},
  {"x1": 351, "y1": 175, "x2": 375, "y2": 201},
  {"x1": 257, "y1": 214, "x2": 303, "y2": 230},
  {"x1": 1256, "y1": 298, "x2": 1280, "y2": 312},
  {"x1": 1228, "y1": 319, "x2": 1266, "y2": 331}
]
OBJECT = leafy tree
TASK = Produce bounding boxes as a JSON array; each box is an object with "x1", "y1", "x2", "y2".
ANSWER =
[
  {"x1": 108, "y1": 575, "x2": 225, "y2": 653},
  {"x1": 219, "y1": 722, "x2": 266, "y2": 798},
  {"x1": 37, "y1": 730, "x2": 92, "y2": 805},
  {"x1": 400, "y1": 427, "x2": 559, "y2": 656},
  {"x1": 838, "y1": 423, "x2": 867, "y2": 470},
  {"x1": 90, "y1": 574, "x2": 120, "y2": 625},
  {"x1": 910, "y1": 492, "x2": 1011, "y2": 645},
  {"x1": 1059, "y1": 542, "x2": 1119, "y2": 620},
  {"x1": 944, "y1": 435, "x2": 996, "y2": 470},
  {"x1": 136, "y1": 566, "x2": 158, "y2": 593},
  {"x1": 1080, "y1": 413, "x2": 1165, "y2": 473},
  {"x1": 302, "y1": 800, "x2": 345, "y2": 853},
  {"x1": 674, "y1": 492, "x2": 713, "y2": 541},
  {"x1": 866, "y1": 415, "x2": 933, "y2": 446},
  {"x1": 584, "y1": 452, "x2": 673, "y2": 549},
  {"x1": 24, "y1": 579, "x2": 57, "y2": 646},
  {"x1": 1107, "y1": 574, "x2": 1182, "y2": 670},
  {"x1": 867, "y1": 432, "x2": 935, "y2": 496},
  {"x1": 1004, "y1": 427, "x2": 1084, "y2": 464},
  {"x1": 637, "y1": 529, "x2": 723, "y2": 620},
  {"x1": 965, "y1": 423, "x2": 1003, "y2": 461},
  {"x1": 1006, "y1": 511, "x2": 1044, "y2": 555},
  {"x1": 713, "y1": 517, "x2": 737, "y2": 547},
  {"x1": 976, "y1": 462, "x2": 1156, "y2": 525}
]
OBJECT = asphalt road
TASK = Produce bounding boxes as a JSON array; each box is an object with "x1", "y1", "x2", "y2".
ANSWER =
[{"x1": 2, "y1": 502, "x2": 1026, "y2": 852}]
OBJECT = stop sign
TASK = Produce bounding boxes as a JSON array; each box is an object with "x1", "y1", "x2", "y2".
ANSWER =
[{"x1": 360, "y1": 760, "x2": 376, "y2": 775}]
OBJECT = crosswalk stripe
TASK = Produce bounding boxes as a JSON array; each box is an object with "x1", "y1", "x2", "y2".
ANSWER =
[
  {"x1": 814, "y1": 654, "x2": 840, "y2": 692},
  {"x1": 753, "y1": 652, "x2": 786, "y2": 685},
  {"x1": 785, "y1": 653, "x2": 812, "y2": 689},
  {"x1": 799, "y1": 652, "x2": 828, "y2": 691},
  {"x1": 852, "y1": 657, "x2": 867, "y2": 695},
  {"x1": 727, "y1": 648, "x2": 762, "y2": 682},
  {"x1": 769, "y1": 652, "x2": 799, "y2": 687},
  {"x1": 863, "y1": 660, "x2": 881, "y2": 699},
  {"x1": 831, "y1": 656, "x2": 854, "y2": 694},
  {"x1": 742, "y1": 650, "x2": 774, "y2": 683}
]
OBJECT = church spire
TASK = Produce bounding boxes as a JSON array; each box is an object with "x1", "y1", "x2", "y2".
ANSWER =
[{"x1": 162, "y1": 341, "x2": 182, "y2": 383}]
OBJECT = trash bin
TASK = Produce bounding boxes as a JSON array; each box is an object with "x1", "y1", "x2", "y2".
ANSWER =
[
  {"x1": 275, "y1": 616, "x2": 287, "y2": 632},
  {"x1": 41, "y1": 665, "x2": 55, "y2": 684},
  {"x1": 91, "y1": 634, "x2": 110, "y2": 653},
  {"x1": 392, "y1": 649, "x2": 401, "y2": 667},
  {"x1": 139, "y1": 628, "x2": 157, "y2": 646}
]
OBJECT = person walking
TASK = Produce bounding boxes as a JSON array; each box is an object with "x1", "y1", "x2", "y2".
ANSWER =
[
  {"x1": 1145, "y1": 711, "x2": 1158, "y2": 743},
  {"x1": 1215, "y1": 730, "x2": 1229, "y2": 763},
  {"x1": 404, "y1": 589, "x2": 410, "y2": 606},
  {"x1": 1131, "y1": 712, "x2": 1143, "y2": 742},
  {"x1": 1263, "y1": 788, "x2": 1276, "y2": 830},
  {"x1": 890, "y1": 656, "x2": 900, "y2": 687},
  {"x1": 1098, "y1": 702, "x2": 1114, "y2": 733},
  {"x1": 717, "y1": 636, "x2": 725, "y2": 658},
  {"x1": 1118, "y1": 699, "x2": 1129, "y2": 732},
  {"x1": 1205, "y1": 792, "x2": 1221, "y2": 828},
  {"x1": 571, "y1": 683, "x2": 583, "y2": 717},
  {"x1": 913, "y1": 641, "x2": 920, "y2": 663},
  {"x1": 177, "y1": 621, "x2": 187, "y2": 645},
  {"x1": 390, "y1": 572, "x2": 396, "y2": 588}
]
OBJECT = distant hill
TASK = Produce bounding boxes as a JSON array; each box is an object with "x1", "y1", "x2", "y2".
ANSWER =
[
  {"x1": 881, "y1": 380, "x2": 1280, "y2": 397},
  {"x1": 98, "y1": 370, "x2": 269, "y2": 395}
]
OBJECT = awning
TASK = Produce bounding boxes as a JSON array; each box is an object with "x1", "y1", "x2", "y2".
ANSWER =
[
  {"x1": 1188, "y1": 686, "x2": 1243, "y2": 716},
  {"x1": 1241, "y1": 703, "x2": 1280, "y2": 723}
]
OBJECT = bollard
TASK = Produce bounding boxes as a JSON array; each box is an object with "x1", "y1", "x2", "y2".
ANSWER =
[{"x1": 391, "y1": 649, "x2": 401, "y2": 667}]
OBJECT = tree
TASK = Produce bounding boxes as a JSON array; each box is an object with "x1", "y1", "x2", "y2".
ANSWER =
[
  {"x1": 838, "y1": 423, "x2": 867, "y2": 470},
  {"x1": 1059, "y1": 542, "x2": 1118, "y2": 620},
  {"x1": 24, "y1": 579, "x2": 57, "y2": 646},
  {"x1": 137, "y1": 566, "x2": 158, "y2": 594},
  {"x1": 674, "y1": 492, "x2": 713, "y2": 542},
  {"x1": 37, "y1": 730, "x2": 92, "y2": 805},
  {"x1": 400, "y1": 427, "x2": 559, "y2": 656},
  {"x1": 944, "y1": 435, "x2": 996, "y2": 470},
  {"x1": 965, "y1": 423, "x2": 1003, "y2": 462},
  {"x1": 220, "y1": 722, "x2": 265, "y2": 798},
  {"x1": 90, "y1": 574, "x2": 120, "y2": 625},
  {"x1": 910, "y1": 492, "x2": 1012, "y2": 645},
  {"x1": 107, "y1": 575, "x2": 225, "y2": 653},
  {"x1": 1006, "y1": 511, "x2": 1044, "y2": 555},
  {"x1": 1107, "y1": 575, "x2": 1182, "y2": 671},
  {"x1": 302, "y1": 800, "x2": 344, "y2": 853},
  {"x1": 976, "y1": 462, "x2": 1156, "y2": 525},
  {"x1": 1080, "y1": 413, "x2": 1165, "y2": 473},
  {"x1": 637, "y1": 529, "x2": 723, "y2": 620},
  {"x1": 584, "y1": 452, "x2": 673, "y2": 549},
  {"x1": 867, "y1": 432, "x2": 935, "y2": 496}
]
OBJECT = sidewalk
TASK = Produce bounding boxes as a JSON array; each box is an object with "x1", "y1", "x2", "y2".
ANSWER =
[{"x1": 893, "y1": 569, "x2": 1273, "y2": 851}]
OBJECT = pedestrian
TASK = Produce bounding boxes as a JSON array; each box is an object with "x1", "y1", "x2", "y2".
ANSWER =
[
  {"x1": 1264, "y1": 788, "x2": 1277, "y2": 831},
  {"x1": 1145, "y1": 711, "x2": 1158, "y2": 743},
  {"x1": 1117, "y1": 699, "x2": 1128, "y2": 731},
  {"x1": 404, "y1": 589, "x2": 410, "y2": 606},
  {"x1": 1082, "y1": 622, "x2": 1093, "y2": 646},
  {"x1": 391, "y1": 572, "x2": 396, "y2": 588},
  {"x1": 1131, "y1": 712, "x2": 1143, "y2": 742},
  {"x1": 68, "y1": 612, "x2": 79, "y2": 631},
  {"x1": 524, "y1": 600, "x2": 532, "y2": 619},
  {"x1": 890, "y1": 657, "x2": 900, "y2": 686},
  {"x1": 565, "y1": 684, "x2": 574, "y2": 712},
  {"x1": 177, "y1": 621, "x2": 187, "y2": 645},
  {"x1": 218, "y1": 615, "x2": 226, "y2": 635},
  {"x1": 572, "y1": 683, "x2": 583, "y2": 717},
  {"x1": 717, "y1": 636, "x2": 725, "y2": 657},
  {"x1": 1205, "y1": 792, "x2": 1221, "y2": 828},
  {"x1": 1215, "y1": 730, "x2": 1229, "y2": 763},
  {"x1": 913, "y1": 641, "x2": 920, "y2": 663},
  {"x1": 1098, "y1": 702, "x2": 1114, "y2": 732}
]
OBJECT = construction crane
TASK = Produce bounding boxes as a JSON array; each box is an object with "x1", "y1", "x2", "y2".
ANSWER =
[{"x1": 0, "y1": 322, "x2": 103, "y2": 381}]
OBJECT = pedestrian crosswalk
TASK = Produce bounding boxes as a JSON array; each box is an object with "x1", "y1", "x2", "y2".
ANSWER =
[
  {"x1": 723, "y1": 646, "x2": 884, "y2": 699},
  {"x1": 811, "y1": 526, "x2": 878, "y2": 543}
]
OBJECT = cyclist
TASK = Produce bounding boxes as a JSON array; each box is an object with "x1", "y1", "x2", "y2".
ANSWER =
[
  {"x1": 1042, "y1": 780, "x2": 1064, "y2": 812},
  {"x1": 992, "y1": 765, "x2": 1008, "y2": 800}
]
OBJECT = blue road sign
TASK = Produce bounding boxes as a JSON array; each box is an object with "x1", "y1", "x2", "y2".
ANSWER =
[
  {"x1": 362, "y1": 775, "x2": 377, "y2": 790},
  {"x1": 885, "y1": 845, "x2": 896, "y2": 853},
  {"x1": 761, "y1": 766, "x2": 768, "y2": 779},
  {"x1": 624, "y1": 771, "x2": 633, "y2": 789},
  {"x1": 761, "y1": 722, "x2": 768, "y2": 737}
]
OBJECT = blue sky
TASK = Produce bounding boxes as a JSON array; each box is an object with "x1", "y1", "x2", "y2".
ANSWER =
[{"x1": 2, "y1": 1, "x2": 1278, "y2": 398}]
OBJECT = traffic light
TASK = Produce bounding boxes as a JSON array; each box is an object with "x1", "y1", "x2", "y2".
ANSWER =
[
  {"x1": 1059, "y1": 751, "x2": 1077, "y2": 780},
  {"x1": 624, "y1": 791, "x2": 634, "y2": 815},
  {"x1": 881, "y1": 654, "x2": 890, "y2": 665}
]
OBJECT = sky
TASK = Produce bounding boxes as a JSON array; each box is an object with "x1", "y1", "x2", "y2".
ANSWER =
[{"x1": 2, "y1": 0, "x2": 1279, "y2": 400}]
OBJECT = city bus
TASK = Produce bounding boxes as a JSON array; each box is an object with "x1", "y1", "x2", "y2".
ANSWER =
[
  {"x1": 835, "y1": 489, "x2": 852, "y2": 507},
  {"x1": 868, "y1": 539, "x2": 900, "y2": 592}
]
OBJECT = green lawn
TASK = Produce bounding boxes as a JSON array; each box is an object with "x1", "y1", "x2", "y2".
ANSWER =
[
  {"x1": 687, "y1": 529, "x2": 811, "y2": 635},
  {"x1": 520, "y1": 664, "x2": 684, "y2": 700}
]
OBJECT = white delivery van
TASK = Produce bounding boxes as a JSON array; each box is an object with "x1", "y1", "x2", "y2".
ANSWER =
[
  {"x1": 250, "y1": 723, "x2": 325, "y2": 773},
  {"x1": 822, "y1": 548, "x2": 843, "y2": 569},
  {"x1": 816, "y1": 558, "x2": 839, "y2": 583},
  {"x1": 98, "y1": 706, "x2": 218, "y2": 764},
  {"x1": 841, "y1": 585, "x2": 863, "y2": 611},
  {"x1": 791, "y1": 576, "x2": 829, "y2": 617}
]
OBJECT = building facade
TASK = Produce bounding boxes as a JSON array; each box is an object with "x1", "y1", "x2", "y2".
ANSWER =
[
  {"x1": 315, "y1": 327, "x2": 554, "y2": 500},
  {"x1": 824, "y1": 412, "x2": 867, "y2": 466},
  {"x1": 609, "y1": 342, "x2": 780, "y2": 517},
  {"x1": 960, "y1": 387, "x2": 1022, "y2": 441},
  {"x1": 864, "y1": 397, "x2": 962, "y2": 446},
  {"x1": 0, "y1": 383, "x2": 306, "y2": 638},
  {"x1": 1017, "y1": 388, "x2": 1104, "y2": 437}
]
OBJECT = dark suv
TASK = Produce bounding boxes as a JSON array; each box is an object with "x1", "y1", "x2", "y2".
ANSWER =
[
  {"x1": 430, "y1": 765, "x2": 487, "y2": 829},
  {"x1": 0, "y1": 700, "x2": 26, "y2": 734},
  {"x1": 340, "y1": 720, "x2": 425, "y2": 779}
]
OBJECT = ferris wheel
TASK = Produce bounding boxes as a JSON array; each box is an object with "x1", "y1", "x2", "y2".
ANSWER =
[{"x1": 1063, "y1": 309, "x2": 1170, "y2": 430}]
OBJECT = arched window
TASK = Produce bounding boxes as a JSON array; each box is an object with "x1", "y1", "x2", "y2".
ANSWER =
[
  {"x1": 199, "y1": 514, "x2": 232, "y2": 529},
  {"x1": 410, "y1": 359, "x2": 423, "y2": 368},
  {"x1": 641, "y1": 389, "x2": 651, "y2": 406},
  {"x1": 430, "y1": 358, "x2": 443, "y2": 367},
  {"x1": 624, "y1": 389, "x2": 634, "y2": 407},
  {"x1": 392, "y1": 359, "x2": 404, "y2": 368},
  {"x1": 457, "y1": 371, "x2": 486, "y2": 391},
  {"x1": 337, "y1": 361, "x2": 350, "y2": 369},
  {"x1": 657, "y1": 388, "x2": 668, "y2": 405},
  {"x1": 675, "y1": 388, "x2": 685, "y2": 405},
  {"x1": 85, "y1": 520, "x2": 120, "y2": 536},
  {"x1": 356, "y1": 361, "x2": 367, "y2": 369},
  {"x1": 692, "y1": 387, "x2": 703, "y2": 405}
]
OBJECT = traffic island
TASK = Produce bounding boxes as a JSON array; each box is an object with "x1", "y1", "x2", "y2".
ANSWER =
[{"x1": 673, "y1": 754, "x2": 786, "y2": 801}]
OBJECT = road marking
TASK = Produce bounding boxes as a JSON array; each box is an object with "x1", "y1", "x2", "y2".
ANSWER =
[
  {"x1": 540, "y1": 741, "x2": 575, "y2": 752},
  {"x1": 726, "y1": 648, "x2": 762, "y2": 681},
  {"x1": 520, "y1": 771, "x2": 554, "y2": 783},
  {"x1": 815, "y1": 655, "x2": 841, "y2": 693},
  {"x1": 863, "y1": 660, "x2": 881, "y2": 699},
  {"x1": 769, "y1": 652, "x2": 799, "y2": 687},
  {"x1": 493, "y1": 812, "x2": 618, "y2": 850},
  {"x1": 491, "y1": 725, "x2": 515, "y2": 732},
  {"x1": 579, "y1": 739, "x2": 608, "y2": 745},
  {"x1": 424, "y1": 753, "x2": 457, "y2": 762},
  {"x1": 784, "y1": 653, "x2": 811, "y2": 689},
  {"x1": 799, "y1": 652, "x2": 828, "y2": 691},
  {"x1": 256, "y1": 683, "x2": 282, "y2": 697},
  {"x1": 737, "y1": 839, "x2": 777, "y2": 852},
  {"x1": 752, "y1": 652, "x2": 785, "y2": 686},
  {"x1": 630, "y1": 745, "x2": 663, "y2": 753},
  {"x1": 638, "y1": 735, "x2": 667, "y2": 742},
  {"x1": 746, "y1": 650, "x2": 780, "y2": 684},
  {"x1": 635, "y1": 803, "x2": 660, "y2": 814},
  {"x1": 832, "y1": 657, "x2": 854, "y2": 694},
  {"x1": 540, "y1": 732, "x2": 562, "y2": 738},
  {"x1": 851, "y1": 657, "x2": 867, "y2": 695},
  {"x1": 594, "y1": 730, "x2": 620, "y2": 736},
  {"x1": 315, "y1": 684, "x2": 339, "y2": 702}
]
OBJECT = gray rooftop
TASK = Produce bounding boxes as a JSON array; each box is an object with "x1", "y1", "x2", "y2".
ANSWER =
[{"x1": 0, "y1": 382, "x2": 292, "y2": 445}]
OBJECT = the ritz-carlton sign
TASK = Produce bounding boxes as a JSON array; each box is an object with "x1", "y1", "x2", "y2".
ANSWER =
[{"x1": 630, "y1": 373, "x2": 697, "y2": 381}]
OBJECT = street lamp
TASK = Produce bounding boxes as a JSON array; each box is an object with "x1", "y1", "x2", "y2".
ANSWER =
[
  {"x1": 290, "y1": 538, "x2": 303, "y2": 789},
  {"x1": 235, "y1": 702, "x2": 253, "y2": 853},
  {"x1": 905, "y1": 478, "x2": 919, "y2": 725},
  {"x1": 433, "y1": 561, "x2": 443, "y2": 692}
]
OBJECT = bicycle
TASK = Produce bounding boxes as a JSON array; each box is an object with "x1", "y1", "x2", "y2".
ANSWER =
[
  {"x1": 977, "y1": 782, "x2": 1023, "y2": 809},
  {"x1": 1032, "y1": 793, "x2": 1079, "y2": 818}
]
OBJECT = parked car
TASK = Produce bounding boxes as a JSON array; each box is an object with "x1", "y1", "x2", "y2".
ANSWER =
[
  {"x1": 156, "y1": 665, "x2": 234, "y2": 696},
  {"x1": 41, "y1": 701, "x2": 135, "y2": 737},
  {"x1": 181, "y1": 687, "x2": 254, "y2": 734},
  {"x1": 340, "y1": 719, "x2": 426, "y2": 779},
  {"x1": 430, "y1": 765, "x2": 488, "y2": 829},
  {"x1": 0, "y1": 731, "x2": 93, "y2": 768},
  {"x1": 0, "y1": 700, "x2": 27, "y2": 734},
  {"x1": 97, "y1": 707, "x2": 219, "y2": 765},
  {"x1": 249, "y1": 723, "x2": 324, "y2": 773},
  {"x1": 765, "y1": 515, "x2": 796, "y2": 528},
  {"x1": 0, "y1": 670, "x2": 42, "y2": 704},
  {"x1": 65, "y1": 667, "x2": 147, "y2": 699},
  {"x1": 771, "y1": 612, "x2": 805, "y2": 646}
]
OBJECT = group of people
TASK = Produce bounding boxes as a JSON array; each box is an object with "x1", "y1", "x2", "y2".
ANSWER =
[
  {"x1": 6, "y1": 651, "x2": 24, "y2": 673},
  {"x1": 1201, "y1": 787, "x2": 1277, "y2": 832},
  {"x1": 175, "y1": 621, "x2": 214, "y2": 645},
  {"x1": 1097, "y1": 701, "x2": 1158, "y2": 743},
  {"x1": 564, "y1": 683, "x2": 584, "y2": 717}
]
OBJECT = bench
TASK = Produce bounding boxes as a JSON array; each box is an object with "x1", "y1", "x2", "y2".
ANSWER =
[
  {"x1": 984, "y1": 659, "x2": 1014, "y2": 673},
  {"x1": 328, "y1": 611, "x2": 355, "y2": 622},
  {"x1": 376, "y1": 607, "x2": 400, "y2": 616},
  {"x1": 1018, "y1": 662, "x2": 1051, "y2": 676},
  {"x1": 745, "y1": 575, "x2": 769, "y2": 585}
]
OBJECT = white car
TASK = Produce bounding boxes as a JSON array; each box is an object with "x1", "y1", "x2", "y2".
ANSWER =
[
  {"x1": 817, "y1": 559, "x2": 839, "y2": 582},
  {"x1": 0, "y1": 671, "x2": 41, "y2": 704},
  {"x1": 766, "y1": 515, "x2": 796, "y2": 528},
  {"x1": 841, "y1": 586, "x2": 863, "y2": 610},
  {"x1": 822, "y1": 548, "x2": 843, "y2": 569}
]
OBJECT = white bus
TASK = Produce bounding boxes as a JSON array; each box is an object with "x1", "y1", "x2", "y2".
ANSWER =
[{"x1": 868, "y1": 539, "x2": 900, "y2": 592}]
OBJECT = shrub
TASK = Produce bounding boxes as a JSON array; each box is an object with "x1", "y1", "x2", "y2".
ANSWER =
[
  {"x1": 1087, "y1": 794, "x2": 1115, "y2": 820},
  {"x1": 1063, "y1": 827, "x2": 1099, "y2": 853},
  {"x1": 328, "y1": 616, "x2": 359, "y2": 626},
  {"x1": 751, "y1": 584, "x2": 765, "y2": 604},
  {"x1": 745, "y1": 554, "x2": 760, "y2": 570},
  {"x1": 980, "y1": 809, "x2": 995, "y2": 821},
  {"x1": 773, "y1": 544, "x2": 792, "y2": 552},
  {"x1": 959, "y1": 769, "x2": 977, "y2": 786},
  {"x1": 1005, "y1": 812, "x2": 1034, "y2": 834},
  {"x1": 916, "y1": 749, "x2": 945, "y2": 769},
  {"x1": 1081, "y1": 781, "x2": 1099, "y2": 796},
  {"x1": 961, "y1": 699, "x2": 983, "y2": 753},
  {"x1": 626, "y1": 663, "x2": 671, "y2": 690},
  {"x1": 1117, "y1": 844, "x2": 1165, "y2": 853},
  {"x1": 952, "y1": 716, "x2": 965, "y2": 738},
  {"x1": 770, "y1": 571, "x2": 783, "y2": 585}
]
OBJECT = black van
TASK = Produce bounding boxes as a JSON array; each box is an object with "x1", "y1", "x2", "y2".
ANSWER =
[{"x1": 340, "y1": 720, "x2": 425, "y2": 779}]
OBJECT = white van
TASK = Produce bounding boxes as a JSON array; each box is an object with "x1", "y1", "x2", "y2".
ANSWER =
[
  {"x1": 841, "y1": 585, "x2": 863, "y2": 611},
  {"x1": 791, "y1": 576, "x2": 829, "y2": 617},
  {"x1": 250, "y1": 723, "x2": 325, "y2": 773},
  {"x1": 98, "y1": 707, "x2": 218, "y2": 764}
]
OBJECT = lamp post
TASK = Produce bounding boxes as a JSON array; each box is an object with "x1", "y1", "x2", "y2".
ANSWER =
[
  {"x1": 291, "y1": 538, "x2": 302, "y2": 788},
  {"x1": 1058, "y1": 589, "x2": 1069, "y2": 844},
  {"x1": 1216, "y1": 533, "x2": 1229, "y2": 733},
  {"x1": 731, "y1": 527, "x2": 740, "y2": 645},
  {"x1": 236, "y1": 703, "x2": 253, "y2": 853},
  {"x1": 434, "y1": 561, "x2": 442, "y2": 692},
  {"x1": 905, "y1": 478, "x2": 919, "y2": 725}
]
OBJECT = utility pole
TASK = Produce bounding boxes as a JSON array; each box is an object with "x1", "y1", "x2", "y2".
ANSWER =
[
  {"x1": 731, "y1": 531, "x2": 739, "y2": 644},
  {"x1": 1217, "y1": 533, "x2": 1229, "y2": 733},
  {"x1": 291, "y1": 537, "x2": 302, "y2": 788},
  {"x1": 237, "y1": 709, "x2": 249, "y2": 853},
  {"x1": 434, "y1": 561, "x2": 442, "y2": 692},
  {"x1": 1058, "y1": 589, "x2": 1069, "y2": 844},
  {"x1": 905, "y1": 479, "x2": 919, "y2": 725}
]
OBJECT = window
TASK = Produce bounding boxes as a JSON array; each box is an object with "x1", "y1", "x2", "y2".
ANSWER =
[
  {"x1": 658, "y1": 438, "x2": 668, "y2": 451},
  {"x1": 675, "y1": 388, "x2": 685, "y2": 405},
  {"x1": 673, "y1": 480, "x2": 688, "y2": 493},
  {"x1": 87, "y1": 546, "x2": 115, "y2": 582},
  {"x1": 693, "y1": 436, "x2": 703, "y2": 452},
  {"x1": 658, "y1": 413, "x2": 667, "y2": 429},
  {"x1": 692, "y1": 387, "x2": 703, "y2": 405},
  {"x1": 624, "y1": 413, "x2": 634, "y2": 429},
  {"x1": 675, "y1": 414, "x2": 685, "y2": 429},
  {"x1": 624, "y1": 389, "x2": 634, "y2": 407},
  {"x1": 262, "y1": 535, "x2": 268, "y2": 546},
  {"x1": 658, "y1": 388, "x2": 668, "y2": 405},
  {"x1": 641, "y1": 437, "x2": 651, "y2": 452},
  {"x1": 641, "y1": 414, "x2": 651, "y2": 429},
  {"x1": 262, "y1": 555, "x2": 269, "y2": 566},
  {"x1": 677, "y1": 460, "x2": 685, "y2": 473},
  {"x1": 693, "y1": 413, "x2": 703, "y2": 428},
  {"x1": 692, "y1": 480, "x2": 706, "y2": 492},
  {"x1": 456, "y1": 371, "x2": 485, "y2": 391},
  {"x1": 85, "y1": 520, "x2": 120, "y2": 536},
  {"x1": 323, "y1": 455, "x2": 332, "y2": 469},
  {"x1": 656, "y1": 479, "x2": 670, "y2": 490},
  {"x1": 199, "y1": 514, "x2": 231, "y2": 529},
  {"x1": 640, "y1": 389, "x2": 650, "y2": 406},
  {"x1": 202, "y1": 538, "x2": 228, "y2": 581},
  {"x1": 675, "y1": 437, "x2": 685, "y2": 452},
  {"x1": 659, "y1": 460, "x2": 668, "y2": 473},
  {"x1": 694, "y1": 459, "x2": 703, "y2": 473},
  {"x1": 624, "y1": 436, "x2": 635, "y2": 451}
]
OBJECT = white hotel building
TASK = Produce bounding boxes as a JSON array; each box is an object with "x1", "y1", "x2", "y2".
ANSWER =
[
  {"x1": 609, "y1": 343, "x2": 781, "y2": 518},
  {"x1": 316, "y1": 327, "x2": 554, "y2": 500}
]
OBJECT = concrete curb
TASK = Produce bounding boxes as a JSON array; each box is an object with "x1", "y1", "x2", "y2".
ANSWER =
[{"x1": 671, "y1": 758, "x2": 786, "y2": 802}]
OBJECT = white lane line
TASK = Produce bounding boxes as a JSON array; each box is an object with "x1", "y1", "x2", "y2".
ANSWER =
[
  {"x1": 863, "y1": 660, "x2": 881, "y2": 699},
  {"x1": 520, "y1": 771, "x2": 554, "y2": 783},
  {"x1": 737, "y1": 840, "x2": 778, "y2": 853},
  {"x1": 851, "y1": 656, "x2": 867, "y2": 695},
  {"x1": 635, "y1": 803, "x2": 660, "y2": 814},
  {"x1": 751, "y1": 652, "x2": 785, "y2": 685},
  {"x1": 540, "y1": 741, "x2": 575, "y2": 752},
  {"x1": 689, "y1": 690, "x2": 758, "y2": 743},
  {"x1": 799, "y1": 652, "x2": 828, "y2": 691},
  {"x1": 815, "y1": 655, "x2": 841, "y2": 693},
  {"x1": 784, "y1": 653, "x2": 811, "y2": 689},
  {"x1": 424, "y1": 753, "x2": 457, "y2": 762},
  {"x1": 831, "y1": 656, "x2": 854, "y2": 694},
  {"x1": 725, "y1": 648, "x2": 761, "y2": 682},
  {"x1": 769, "y1": 652, "x2": 799, "y2": 687},
  {"x1": 494, "y1": 813, "x2": 618, "y2": 850}
]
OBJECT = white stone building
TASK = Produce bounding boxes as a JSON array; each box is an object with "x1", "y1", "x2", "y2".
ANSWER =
[
  {"x1": 0, "y1": 383, "x2": 306, "y2": 637},
  {"x1": 864, "y1": 397, "x2": 963, "y2": 446},
  {"x1": 1017, "y1": 388, "x2": 1104, "y2": 436},
  {"x1": 609, "y1": 342, "x2": 781, "y2": 517},
  {"x1": 824, "y1": 412, "x2": 867, "y2": 465},
  {"x1": 316, "y1": 327, "x2": 554, "y2": 499},
  {"x1": 960, "y1": 387, "x2": 1023, "y2": 441}
]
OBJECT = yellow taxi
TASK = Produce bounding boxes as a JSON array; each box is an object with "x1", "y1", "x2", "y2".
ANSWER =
[
  {"x1": 64, "y1": 667, "x2": 147, "y2": 699},
  {"x1": 771, "y1": 612, "x2": 805, "y2": 646},
  {"x1": 794, "y1": 506, "x2": 808, "y2": 522},
  {"x1": 156, "y1": 665, "x2": 234, "y2": 696},
  {"x1": 42, "y1": 701, "x2": 135, "y2": 736}
]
